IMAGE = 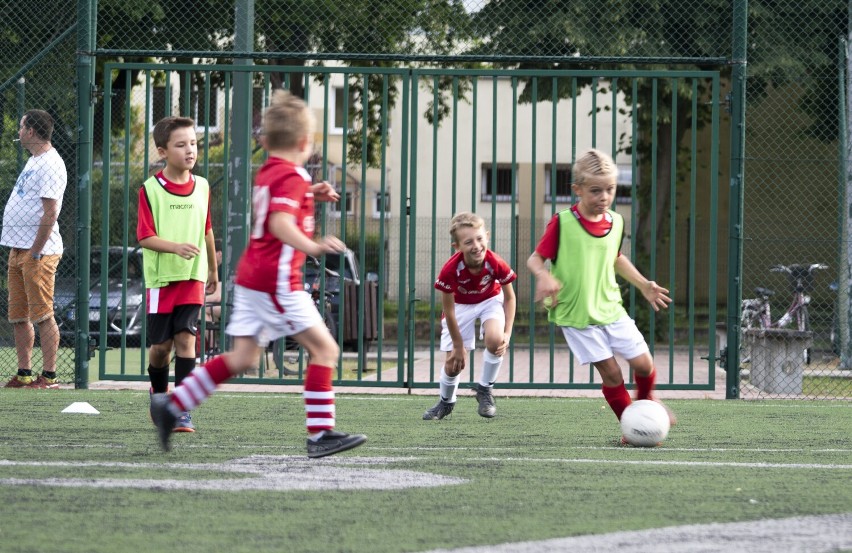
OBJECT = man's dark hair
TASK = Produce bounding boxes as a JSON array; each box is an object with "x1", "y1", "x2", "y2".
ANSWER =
[
  {"x1": 152, "y1": 116, "x2": 196, "y2": 149},
  {"x1": 22, "y1": 109, "x2": 54, "y2": 141}
]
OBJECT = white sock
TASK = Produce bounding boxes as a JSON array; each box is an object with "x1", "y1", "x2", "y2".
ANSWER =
[
  {"x1": 439, "y1": 371, "x2": 459, "y2": 403},
  {"x1": 478, "y1": 349, "x2": 503, "y2": 388}
]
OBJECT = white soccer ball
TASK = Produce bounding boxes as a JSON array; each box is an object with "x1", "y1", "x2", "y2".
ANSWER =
[{"x1": 620, "y1": 400, "x2": 671, "y2": 447}]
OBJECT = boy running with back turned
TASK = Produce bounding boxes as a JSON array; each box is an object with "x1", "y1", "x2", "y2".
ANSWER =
[
  {"x1": 526, "y1": 149, "x2": 676, "y2": 443},
  {"x1": 423, "y1": 212, "x2": 517, "y2": 420},
  {"x1": 138, "y1": 116, "x2": 218, "y2": 432},
  {"x1": 151, "y1": 90, "x2": 366, "y2": 458}
]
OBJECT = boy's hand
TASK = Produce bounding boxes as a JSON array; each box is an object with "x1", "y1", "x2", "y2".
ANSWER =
[
  {"x1": 445, "y1": 346, "x2": 467, "y2": 377},
  {"x1": 205, "y1": 267, "x2": 218, "y2": 295},
  {"x1": 174, "y1": 243, "x2": 201, "y2": 260},
  {"x1": 316, "y1": 235, "x2": 347, "y2": 256},
  {"x1": 534, "y1": 272, "x2": 561, "y2": 306},
  {"x1": 641, "y1": 281, "x2": 672, "y2": 312},
  {"x1": 494, "y1": 333, "x2": 511, "y2": 357},
  {"x1": 311, "y1": 182, "x2": 340, "y2": 203}
]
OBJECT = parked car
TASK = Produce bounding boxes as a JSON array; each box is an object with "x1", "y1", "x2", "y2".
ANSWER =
[{"x1": 55, "y1": 246, "x2": 145, "y2": 347}]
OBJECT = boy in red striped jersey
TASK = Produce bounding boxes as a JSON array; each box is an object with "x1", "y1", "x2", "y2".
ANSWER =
[
  {"x1": 151, "y1": 90, "x2": 366, "y2": 457},
  {"x1": 422, "y1": 212, "x2": 517, "y2": 420}
]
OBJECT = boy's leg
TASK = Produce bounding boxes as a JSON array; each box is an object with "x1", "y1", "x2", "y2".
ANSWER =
[
  {"x1": 151, "y1": 337, "x2": 258, "y2": 451},
  {"x1": 627, "y1": 353, "x2": 676, "y2": 426},
  {"x1": 293, "y1": 324, "x2": 366, "y2": 458},
  {"x1": 593, "y1": 357, "x2": 632, "y2": 420},
  {"x1": 423, "y1": 356, "x2": 459, "y2": 420},
  {"x1": 147, "y1": 338, "x2": 173, "y2": 394}
]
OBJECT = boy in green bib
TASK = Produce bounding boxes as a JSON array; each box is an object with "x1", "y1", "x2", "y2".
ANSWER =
[
  {"x1": 137, "y1": 116, "x2": 218, "y2": 432},
  {"x1": 527, "y1": 149, "x2": 675, "y2": 443}
]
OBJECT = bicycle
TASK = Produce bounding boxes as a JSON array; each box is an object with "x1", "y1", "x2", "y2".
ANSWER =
[{"x1": 740, "y1": 263, "x2": 828, "y2": 365}]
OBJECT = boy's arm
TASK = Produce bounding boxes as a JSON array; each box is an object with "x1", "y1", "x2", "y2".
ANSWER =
[
  {"x1": 204, "y1": 230, "x2": 218, "y2": 294},
  {"x1": 527, "y1": 251, "x2": 561, "y2": 304},
  {"x1": 267, "y1": 211, "x2": 345, "y2": 257},
  {"x1": 138, "y1": 235, "x2": 201, "y2": 260},
  {"x1": 614, "y1": 254, "x2": 672, "y2": 312},
  {"x1": 441, "y1": 291, "x2": 466, "y2": 376}
]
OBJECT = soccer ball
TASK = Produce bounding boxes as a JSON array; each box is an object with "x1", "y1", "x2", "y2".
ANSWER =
[{"x1": 620, "y1": 400, "x2": 671, "y2": 447}]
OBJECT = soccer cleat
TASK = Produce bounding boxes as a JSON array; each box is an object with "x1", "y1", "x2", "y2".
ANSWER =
[
  {"x1": 150, "y1": 394, "x2": 177, "y2": 452},
  {"x1": 173, "y1": 412, "x2": 195, "y2": 433},
  {"x1": 4, "y1": 375, "x2": 34, "y2": 388},
  {"x1": 306, "y1": 430, "x2": 367, "y2": 459},
  {"x1": 422, "y1": 399, "x2": 455, "y2": 420},
  {"x1": 30, "y1": 375, "x2": 60, "y2": 389},
  {"x1": 475, "y1": 384, "x2": 496, "y2": 418}
]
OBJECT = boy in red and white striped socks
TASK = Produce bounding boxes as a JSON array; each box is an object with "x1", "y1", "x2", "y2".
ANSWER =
[{"x1": 150, "y1": 90, "x2": 366, "y2": 457}]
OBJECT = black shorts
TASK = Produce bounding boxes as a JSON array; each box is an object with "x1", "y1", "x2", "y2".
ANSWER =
[{"x1": 147, "y1": 304, "x2": 201, "y2": 346}]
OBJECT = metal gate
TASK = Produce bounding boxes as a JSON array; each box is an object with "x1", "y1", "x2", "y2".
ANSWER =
[{"x1": 90, "y1": 63, "x2": 721, "y2": 392}]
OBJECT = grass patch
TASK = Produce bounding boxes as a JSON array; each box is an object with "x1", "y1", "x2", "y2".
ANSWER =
[{"x1": 0, "y1": 391, "x2": 850, "y2": 553}]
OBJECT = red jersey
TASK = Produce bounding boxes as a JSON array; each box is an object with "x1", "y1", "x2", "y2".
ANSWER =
[
  {"x1": 137, "y1": 172, "x2": 212, "y2": 313},
  {"x1": 235, "y1": 156, "x2": 315, "y2": 295},
  {"x1": 434, "y1": 250, "x2": 517, "y2": 305},
  {"x1": 534, "y1": 205, "x2": 623, "y2": 261}
]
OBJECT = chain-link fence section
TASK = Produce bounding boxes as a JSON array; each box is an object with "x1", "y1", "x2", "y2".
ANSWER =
[
  {"x1": 0, "y1": 9, "x2": 77, "y2": 386},
  {"x1": 740, "y1": 0, "x2": 849, "y2": 399}
]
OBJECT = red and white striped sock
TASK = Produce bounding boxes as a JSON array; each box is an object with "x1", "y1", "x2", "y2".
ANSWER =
[
  {"x1": 602, "y1": 382, "x2": 632, "y2": 420},
  {"x1": 170, "y1": 355, "x2": 232, "y2": 414},
  {"x1": 304, "y1": 364, "x2": 335, "y2": 436}
]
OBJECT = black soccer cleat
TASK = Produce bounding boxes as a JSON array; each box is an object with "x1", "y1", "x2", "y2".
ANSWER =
[
  {"x1": 150, "y1": 393, "x2": 178, "y2": 452},
  {"x1": 306, "y1": 430, "x2": 367, "y2": 458}
]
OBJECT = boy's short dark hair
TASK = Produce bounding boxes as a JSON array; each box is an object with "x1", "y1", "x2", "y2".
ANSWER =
[
  {"x1": 152, "y1": 116, "x2": 196, "y2": 149},
  {"x1": 22, "y1": 109, "x2": 54, "y2": 141},
  {"x1": 261, "y1": 90, "x2": 313, "y2": 150}
]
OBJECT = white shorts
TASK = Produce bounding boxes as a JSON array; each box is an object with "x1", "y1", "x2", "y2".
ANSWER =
[
  {"x1": 226, "y1": 285, "x2": 322, "y2": 347},
  {"x1": 560, "y1": 315, "x2": 649, "y2": 365},
  {"x1": 440, "y1": 292, "x2": 506, "y2": 351}
]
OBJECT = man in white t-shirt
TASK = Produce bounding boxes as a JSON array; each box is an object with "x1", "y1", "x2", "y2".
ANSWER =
[{"x1": 1, "y1": 109, "x2": 67, "y2": 389}]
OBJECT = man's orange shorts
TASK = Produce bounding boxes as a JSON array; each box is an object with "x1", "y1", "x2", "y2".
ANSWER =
[{"x1": 7, "y1": 248, "x2": 61, "y2": 324}]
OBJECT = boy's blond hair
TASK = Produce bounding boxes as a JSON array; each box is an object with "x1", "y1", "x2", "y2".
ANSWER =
[
  {"x1": 262, "y1": 90, "x2": 313, "y2": 150},
  {"x1": 449, "y1": 211, "x2": 486, "y2": 244},
  {"x1": 573, "y1": 148, "x2": 619, "y2": 185},
  {"x1": 152, "y1": 116, "x2": 196, "y2": 149}
]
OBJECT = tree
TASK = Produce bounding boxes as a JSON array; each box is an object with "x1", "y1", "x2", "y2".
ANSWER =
[{"x1": 467, "y1": 0, "x2": 846, "y2": 259}]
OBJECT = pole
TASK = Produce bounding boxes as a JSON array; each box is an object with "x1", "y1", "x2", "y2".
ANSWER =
[{"x1": 725, "y1": 0, "x2": 748, "y2": 398}]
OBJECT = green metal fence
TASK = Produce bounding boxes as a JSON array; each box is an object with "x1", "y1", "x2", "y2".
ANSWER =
[{"x1": 1, "y1": 0, "x2": 850, "y2": 399}]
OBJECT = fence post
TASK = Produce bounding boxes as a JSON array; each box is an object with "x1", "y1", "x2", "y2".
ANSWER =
[
  {"x1": 725, "y1": 0, "x2": 749, "y2": 399},
  {"x1": 74, "y1": 0, "x2": 96, "y2": 389}
]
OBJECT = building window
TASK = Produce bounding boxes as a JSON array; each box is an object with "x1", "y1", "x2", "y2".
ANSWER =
[
  {"x1": 372, "y1": 191, "x2": 391, "y2": 218},
  {"x1": 544, "y1": 164, "x2": 572, "y2": 202},
  {"x1": 149, "y1": 86, "x2": 220, "y2": 132},
  {"x1": 615, "y1": 164, "x2": 635, "y2": 205},
  {"x1": 481, "y1": 164, "x2": 514, "y2": 202},
  {"x1": 190, "y1": 87, "x2": 219, "y2": 131},
  {"x1": 150, "y1": 87, "x2": 170, "y2": 129},
  {"x1": 328, "y1": 191, "x2": 354, "y2": 218},
  {"x1": 328, "y1": 86, "x2": 356, "y2": 134}
]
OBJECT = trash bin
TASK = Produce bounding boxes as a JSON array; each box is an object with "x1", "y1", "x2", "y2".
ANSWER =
[
  {"x1": 343, "y1": 279, "x2": 379, "y2": 344},
  {"x1": 743, "y1": 328, "x2": 811, "y2": 394}
]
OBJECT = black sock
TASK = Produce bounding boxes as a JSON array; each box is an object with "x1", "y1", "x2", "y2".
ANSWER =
[
  {"x1": 42, "y1": 371, "x2": 57, "y2": 379},
  {"x1": 147, "y1": 364, "x2": 169, "y2": 393},
  {"x1": 17, "y1": 369, "x2": 32, "y2": 377},
  {"x1": 174, "y1": 356, "x2": 196, "y2": 388}
]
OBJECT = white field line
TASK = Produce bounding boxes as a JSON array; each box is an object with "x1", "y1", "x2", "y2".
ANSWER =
[{"x1": 418, "y1": 513, "x2": 852, "y2": 553}]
